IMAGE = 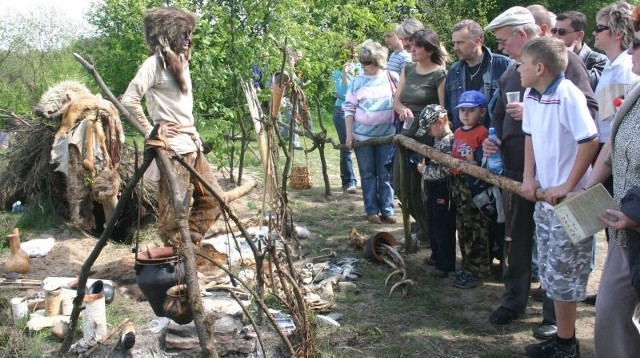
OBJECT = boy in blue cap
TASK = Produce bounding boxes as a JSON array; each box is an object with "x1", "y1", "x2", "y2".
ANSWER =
[{"x1": 449, "y1": 90, "x2": 492, "y2": 289}]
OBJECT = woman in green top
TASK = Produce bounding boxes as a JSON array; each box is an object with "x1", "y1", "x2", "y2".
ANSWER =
[{"x1": 392, "y1": 28, "x2": 448, "y2": 248}]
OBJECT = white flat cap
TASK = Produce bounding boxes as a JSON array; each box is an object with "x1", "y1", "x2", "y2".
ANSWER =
[{"x1": 485, "y1": 6, "x2": 535, "y2": 31}]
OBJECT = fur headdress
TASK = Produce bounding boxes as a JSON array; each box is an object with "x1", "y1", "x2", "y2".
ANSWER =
[{"x1": 143, "y1": 7, "x2": 197, "y2": 94}]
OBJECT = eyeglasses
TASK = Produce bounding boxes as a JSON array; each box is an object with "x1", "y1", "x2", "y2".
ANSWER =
[
  {"x1": 595, "y1": 24, "x2": 610, "y2": 33},
  {"x1": 495, "y1": 30, "x2": 517, "y2": 45},
  {"x1": 551, "y1": 28, "x2": 577, "y2": 36},
  {"x1": 360, "y1": 60, "x2": 373, "y2": 66}
]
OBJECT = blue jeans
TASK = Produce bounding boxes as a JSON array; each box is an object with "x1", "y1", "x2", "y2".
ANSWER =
[
  {"x1": 332, "y1": 106, "x2": 356, "y2": 189},
  {"x1": 354, "y1": 142, "x2": 394, "y2": 216}
]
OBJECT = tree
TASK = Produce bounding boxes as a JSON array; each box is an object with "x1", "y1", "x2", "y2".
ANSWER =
[{"x1": 0, "y1": 5, "x2": 90, "y2": 114}]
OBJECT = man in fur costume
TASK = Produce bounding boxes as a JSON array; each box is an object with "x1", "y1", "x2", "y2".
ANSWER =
[{"x1": 121, "y1": 6, "x2": 225, "y2": 247}]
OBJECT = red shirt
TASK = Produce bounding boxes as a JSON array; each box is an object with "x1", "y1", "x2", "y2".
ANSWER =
[{"x1": 451, "y1": 125, "x2": 488, "y2": 175}]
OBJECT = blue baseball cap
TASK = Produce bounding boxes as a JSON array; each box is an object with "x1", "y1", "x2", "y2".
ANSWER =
[{"x1": 455, "y1": 90, "x2": 488, "y2": 109}]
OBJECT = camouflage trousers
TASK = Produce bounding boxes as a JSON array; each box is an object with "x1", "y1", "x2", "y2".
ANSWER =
[
  {"x1": 534, "y1": 202, "x2": 592, "y2": 301},
  {"x1": 157, "y1": 151, "x2": 223, "y2": 248},
  {"x1": 451, "y1": 176, "x2": 491, "y2": 277}
]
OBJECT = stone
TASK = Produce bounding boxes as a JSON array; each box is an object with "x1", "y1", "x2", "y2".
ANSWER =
[
  {"x1": 337, "y1": 281, "x2": 359, "y2": 294},
  {"x1": 164, "y1": 322, "x2": 198, "y2": 350},
  {"x1": 213, "y1": 315, "x2": 239, "y2": 340},
  {"x1": 316, "y1": 314, "x2": 340, "y2": 327}
]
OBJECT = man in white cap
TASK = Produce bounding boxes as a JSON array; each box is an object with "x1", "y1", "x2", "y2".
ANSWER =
[{"x1": 483, "y1": 6, "x2": 597, "y2": 358}]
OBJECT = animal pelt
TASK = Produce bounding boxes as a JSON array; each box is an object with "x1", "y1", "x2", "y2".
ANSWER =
[
  {"x1": 42, "y1": 81, "x2": 125, "y2": 231},
  {"x1": 54, "y1": 95, "x2": 124, "y2": 171},
  {"x1": 143, "y1": 7, "x2": 197, "y2": 94},
  {"x1": 67, "y1": 145, "x2": 95, "y2": 230},
  {"x1": 34, "y1": 80, "x2": 93, "y2": 120}
]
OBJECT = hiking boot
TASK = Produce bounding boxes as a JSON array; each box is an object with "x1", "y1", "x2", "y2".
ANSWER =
[
  {"x1": 367, "y1": 215, "x2": 382, "y2": 224},
  {"x1": 453, "y1": 272, "x2": 481, "y2": 289},
  {"x1": 525, "y1": 337, "x2": 580, "y2": 357},
  {"x1": 381, "y1": 215, "x2": 397, "y2": 224},
  {"x1": 489, "y1": 306, "x2": 519, "y2": 325}
]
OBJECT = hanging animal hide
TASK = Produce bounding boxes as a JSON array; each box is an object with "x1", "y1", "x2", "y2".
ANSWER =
[{"x1": 41, "y1": 81, "x2": 125, "y2": 230}]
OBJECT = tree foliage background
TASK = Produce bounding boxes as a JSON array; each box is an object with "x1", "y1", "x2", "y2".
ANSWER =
[{"x1": 0, "y1": 0, "x2": 633, "y2": 150}]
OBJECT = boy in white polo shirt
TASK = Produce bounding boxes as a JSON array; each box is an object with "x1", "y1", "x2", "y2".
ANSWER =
[{"x1": 519, "y1": 37, "x2": 599, "y2": 357}]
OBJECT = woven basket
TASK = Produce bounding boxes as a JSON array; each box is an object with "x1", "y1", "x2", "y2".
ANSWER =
[{"x1": 290, "y1": 166, "x2": 312, "y2": 189}]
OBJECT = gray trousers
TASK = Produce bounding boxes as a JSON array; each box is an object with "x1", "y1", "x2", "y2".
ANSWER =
[
  {"x1": 595, "y1": 241, "x2": 640, "y2": 357},
  {"x1": 499, "y1": 191, "x2": 555, "y2": 322}
]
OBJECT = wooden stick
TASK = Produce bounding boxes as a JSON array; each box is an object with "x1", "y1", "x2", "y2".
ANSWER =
[{"x1": 394, "y1": 134, "x2": 545, "y2": 200}]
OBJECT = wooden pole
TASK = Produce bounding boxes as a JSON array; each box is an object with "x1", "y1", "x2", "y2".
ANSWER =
[{"x1": 393, "y1": 134, "x2": 545, "y2": 200}]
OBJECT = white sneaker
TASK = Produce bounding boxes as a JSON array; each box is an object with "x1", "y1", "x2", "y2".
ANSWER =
[{"x1": 345, "y1": 185, "x2": 357, "y2": 194}]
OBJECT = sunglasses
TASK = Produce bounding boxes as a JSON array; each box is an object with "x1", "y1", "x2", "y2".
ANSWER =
[
  {"x1": 360, "y1": 60, "x2": 373, "y2": 66},
  {"x1": 595, "y1": 24, "x2": 610, "y2": 33},
  {"x1": 550, "y1": 28, "x2": 577, "y2": 36},
  {"x1": 633, "y1": 37, "x2": 640, "y2": 50}
]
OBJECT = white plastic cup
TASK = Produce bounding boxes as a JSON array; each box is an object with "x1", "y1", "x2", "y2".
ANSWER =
[
  {"x1": 11, "y1": 297, "x2": 28, "y2": 322},
  {"x1": 402, "y1": 118, "x2": 414, "y2": 130},
  {"x1": 506, "y1": 91, "x2": 520, "y2": 104},
  {"x1": 61, "y1": 298, "x2": 73, "y2": 316},
  {"x1": 149, "y1": 317, "x2": 171, "y2": 333}
]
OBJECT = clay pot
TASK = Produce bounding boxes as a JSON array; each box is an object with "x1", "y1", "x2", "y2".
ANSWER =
[
  {"x1": 135, "y1": 247, "x2": 185, "y2": 317},
  {"x1": 163, "y1": 284, "x2": 193, "y2": 325},
  {"x1": 4, "y1": 233, "x2": 29, "y2": 274},
  {"x1": 363, "y1": 232, "x2": 398, "y2": 263}
]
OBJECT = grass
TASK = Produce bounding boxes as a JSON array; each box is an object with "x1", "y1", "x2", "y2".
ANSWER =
[
  {"x1": 0, "y1": 213, "x2": 20, "y2": 251},
  {"x1": 15, "y1": 200, "x2": 63, "y2": 232}
]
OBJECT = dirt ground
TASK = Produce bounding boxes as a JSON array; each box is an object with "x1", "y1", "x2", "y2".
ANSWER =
[{"x1": 1, "y1": 163, "x2": 605, "y2": 357}]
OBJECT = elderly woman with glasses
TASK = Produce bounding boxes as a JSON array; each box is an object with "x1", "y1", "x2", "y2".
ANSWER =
[
  {"x1": 582, "y1": 4, "x2": 640, "y2": 356},
  {"x1": 342, "y1": 40, "x2": 398, "y2": 225},
  {"x1": 391, "y1": 28, "x2": 448, "y2": 244}
]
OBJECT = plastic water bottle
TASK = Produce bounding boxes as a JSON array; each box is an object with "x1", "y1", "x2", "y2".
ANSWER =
[
  {"x1": 11, "y1": 201, "x2": 24, "y2": 214},
  {"x1": 486, "y1": 128, "x2": 504, "y2": 175}
]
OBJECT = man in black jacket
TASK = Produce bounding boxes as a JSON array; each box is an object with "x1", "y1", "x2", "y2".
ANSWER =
[{"x1": 554, "y1": 11, "x2": 608, "y2": 90}]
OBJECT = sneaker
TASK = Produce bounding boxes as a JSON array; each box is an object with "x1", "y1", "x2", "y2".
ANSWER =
[
  {"x1": 381, "y1": 215, "x2": 397, "y2": 224},
  {"x1": 525, "y1": 337, "x2": 580, "y2": 358},
  {"x1": 532, "y1": 319, "x2": 557, "y2": 340},
  {"x1": 345, "y1": 185, "x2": 357, "y2": 194},
  {"x1": 581, "y1": 294, "x2": 597, "y2": 306},
  {"x1": 448, "y1": 269, "x2": 467, "y2": 280},
  {"x1": 453, "y1": 272, "x2": 481, "y2": 289},
  {"x1": 367, "y1": 215, "x2": 382, "y2": 224},
  {"x1": 489, "y1": 306, "x2": 519, "y2": 325}
]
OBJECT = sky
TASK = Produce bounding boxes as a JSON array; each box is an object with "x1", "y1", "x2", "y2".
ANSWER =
[
  {"x1": 0, "y1": 0, "x2": 94, "y2": 23},
  {"x1": 0, "y1": 0, "x2": 97, "y2": 47}
]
